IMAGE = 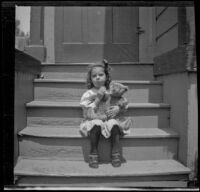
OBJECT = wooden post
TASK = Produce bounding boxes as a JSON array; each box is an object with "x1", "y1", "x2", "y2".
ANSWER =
[
  {"x1": 139, "y1": 7, "x2": 156, "y2": 63},
  {"x1": 44, "y1": 7, "x2": 55, "y2": 63},
  {"x1": 186, "y1": 7, "x2": 197, "y2": 181},
  {"x1": 29, "y1": 6, "x2": 44, "y2": 45},
  {"x1": 25, "y1": 6, "x2": 46, "y2": 62}
]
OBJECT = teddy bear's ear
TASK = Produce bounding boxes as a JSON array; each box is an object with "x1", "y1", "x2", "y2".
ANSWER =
[
  {"x1": 109, "y1": 81, "x2": 114, "y2": 89},
  {"x1": 118, "y1": 83, "x2": 128, "y2": 92},
  {"x1": 124, "y1": 85, "x2": 128, "y2": 92},
  {"x1": 103, "y1": 59, "x2": 108, "y2": 64}
]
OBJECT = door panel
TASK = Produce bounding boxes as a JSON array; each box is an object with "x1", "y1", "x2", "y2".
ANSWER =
[
  {"x1": 55, "y1": 7, "x2": 139, "y2": 63},
  {"x1": 113, "y1": 7, "x2": 137, "y2": 43},
  {"x1": 88, "y1": 7, "x2": 107, "y2": 43},
  {"x1": 63, "y1": 7, "x2": 83, "y2": 43}
]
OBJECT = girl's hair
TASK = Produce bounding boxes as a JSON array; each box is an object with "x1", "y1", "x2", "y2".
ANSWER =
[{"x1": 86, "y1": 59, "x2": 112, "y2": 89}]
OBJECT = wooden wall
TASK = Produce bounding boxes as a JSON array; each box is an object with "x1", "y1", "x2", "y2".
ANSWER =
[
  {"x1": 14, "y1": 49, "x2": 41, "y2": 166},
  {"x1": 155, "y1": 7, "x2": 178, "y2": 56},
  {"x1": 153, "y1": 7, "x2": 196, "y2": 75},
  {"x1": 153, "y1": 6, "x2": 197, "y2": 180}
]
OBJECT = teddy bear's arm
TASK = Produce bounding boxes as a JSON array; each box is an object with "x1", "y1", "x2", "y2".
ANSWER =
[{"x1": 117, "y1": 97, "x2": 128, "y2": 113}]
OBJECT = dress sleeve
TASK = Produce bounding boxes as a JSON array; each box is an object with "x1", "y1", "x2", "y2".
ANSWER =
[
  {"x1": 80, "y1": 90, "x2": 96, "y2": 109},
  {"x1": 80, "y1": 90, "x2": 106, "y2": 120},
  {"x1": 80, "y1": 90, "x2": 96, "y2": 119}
]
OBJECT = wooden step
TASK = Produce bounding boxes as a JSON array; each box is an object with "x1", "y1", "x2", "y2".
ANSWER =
[
  {"x1": 34, "y1": 79, "x2": 163, "y2": 103},
  {"x1": 19, "y1": 126, "x2": 178, "y2": 138},
  {"x1": 41, "y1": 62, "x2": 155, "y2": 80},
  {"x1": 18, "y1": 126, "x2": 178, "y2": 162},
  {"x1": 26, "y1": 100, "x2": 170, "y2": 108},
  {"x1": 26, "y1": 101, "x2": 170, "y2": 128},
  {"x1": 14, "y1": 157, "x2": 190, "y2": 187}
]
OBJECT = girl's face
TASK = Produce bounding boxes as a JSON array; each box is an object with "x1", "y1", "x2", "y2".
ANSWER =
[{"x1": 91, "y1": 66, "x2": 106, "y2": 89}]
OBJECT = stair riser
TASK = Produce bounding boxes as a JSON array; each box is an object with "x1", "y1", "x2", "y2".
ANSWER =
[
  {"x1": 16, "y1": 175, "x2": 188, "y2": 187},
  {"x1": 19, "y1": 137, "x2": 178, "y2": 162},
  {"x1": 34, "y1": 82, "x2": 163, "y2": 103},
  {"x1": 41, "y1": 64, "x2": 154, "y2": 80},
  {"x1": 27, "y1": 107, "x2": 170, "y2": 128}
]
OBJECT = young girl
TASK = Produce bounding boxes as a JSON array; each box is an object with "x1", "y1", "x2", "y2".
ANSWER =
[{"x1": 80, "y1": 60, "x2": 130, "y2": 168}]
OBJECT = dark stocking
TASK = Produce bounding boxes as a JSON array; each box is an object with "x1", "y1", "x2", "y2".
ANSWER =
[
  {"x1": 110, "y1": 125, "x2": 121, "y2": 154},
  {"x1": 89, "y1": 125, "x2": 101, "y2": 154}
]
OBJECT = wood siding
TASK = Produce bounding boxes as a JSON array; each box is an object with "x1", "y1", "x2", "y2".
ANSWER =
[
  {"x1": 154, "y1": 7, "x2": 196, "y2": 75},
  {"x1": 15, "y1": 50, "x2": 41, "y2": 166},
  {"x1": 155, "y1": 7, "x2": 178, "y2": 56}
]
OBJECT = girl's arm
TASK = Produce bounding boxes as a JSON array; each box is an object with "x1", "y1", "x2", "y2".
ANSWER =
[
  {"x1": 84, "y1": 107, "x2": 107, "y2": 121},
  {"x1": 80, "y1": 91, "x2": 97, "y2": 109},
  {"x1": 106, "y1": 97, "x2": 128, "y2": 119},
  {"x1": 80, "y1": 87, "x2": 106, "y2": 109},
  {"x1": 80, "y1": 90, "x2": 107, "y2": 121}
]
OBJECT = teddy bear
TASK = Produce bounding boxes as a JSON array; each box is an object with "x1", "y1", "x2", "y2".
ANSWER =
[
  {"x1": 106, "y1": 81, "x2": 133, "y2": 133},
  {"x1": 90, "y1": 81, "x2": 129, "y2": 116},
  {"x1": 85, "y1": 82, "x2": 133, "y2": 133},
  {"x1": 107, "y1": 81, "x2": 128, "y2": 111},
  {"x1": 91, "y1": 81, "x2": 132, "y2": 133}
]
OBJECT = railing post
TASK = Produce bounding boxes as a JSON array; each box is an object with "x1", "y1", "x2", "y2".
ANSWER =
[
  {"x1": 25, "y1": 6, "x2": 46, "y2": 62},
  {"x1": 29, "y1": 6, "x2": 44, "y2": 45},
  {"x1": 44, "y1": 7, "x2": 55, "y2": 63}
]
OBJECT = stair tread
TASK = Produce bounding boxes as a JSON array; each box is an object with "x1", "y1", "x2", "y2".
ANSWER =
[
  {"x1": 41, "y1": 62, "x2": 154, "y2": 65},
  {"x1": 34, "y1": 79, "x2": 163, "y2": 84},
  {"x1": 19, "y1": 126, "x2": 178, "y2": 138},
  {"x1": 26, "y1": 101, "x2": 170, "y2": 108},
  {"x1": 14, "y1": 158, "x2": 190, "y2": 177}
]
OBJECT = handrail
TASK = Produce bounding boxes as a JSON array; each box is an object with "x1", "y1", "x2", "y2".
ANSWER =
[{"x1": 15, "y1": 48, "x2": 41, "y2": 75}]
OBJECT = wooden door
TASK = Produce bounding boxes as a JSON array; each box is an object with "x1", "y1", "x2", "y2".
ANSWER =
[{"x1": 55, "y1": 7, "x2": 139, "y2": 63}]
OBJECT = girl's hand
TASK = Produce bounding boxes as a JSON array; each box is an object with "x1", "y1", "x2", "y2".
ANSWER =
[
  {"x1": 98, "y1": 114, "x2": 107, "y2": 121},
  {"x1": 106, "y1": 106, "x2": 120, "y2": 119},
  {"x1": 97, "y1": 86, "x2": 106, "y2": 100}
]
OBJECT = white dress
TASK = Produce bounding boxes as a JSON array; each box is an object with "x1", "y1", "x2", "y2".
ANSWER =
[{"x1": 79, "y1": 89, "x2": 132, "y2": 138}]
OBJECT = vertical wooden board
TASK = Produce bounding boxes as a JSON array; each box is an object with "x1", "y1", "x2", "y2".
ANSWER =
[
  {"x1": 30, "y1": 7, "x2": 43, "y2": 45},
  {"x1": 113, "y1": 7, "x2": 138, "y2": 44},
  {"x1": 87, "y1": 7, "x2": 105, "y2": 43},
  {"x1": 87, "y1": 7, "x2": 113, "y2": 43},
  {"x1": 63, "y1": 7, "x2": 83, "y2": 43},
  {"x1": 54, "y1": 7, "x2": 63, "y2": 62},
  {"x1": 44, "y1": 7, "x2": 55, "y2": 63}
]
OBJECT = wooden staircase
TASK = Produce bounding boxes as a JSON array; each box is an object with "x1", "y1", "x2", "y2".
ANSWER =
[{"x1": 14, "y1": 62, "x2": 191, "y2": 187}]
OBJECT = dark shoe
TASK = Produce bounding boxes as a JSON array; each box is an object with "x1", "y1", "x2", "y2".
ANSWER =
[
  {"x1": 111, "y1": 152, "x2": 121, "y2": 167},
  {"x1": 88, "y1": 154, "x2": 99, "y2": 168}
]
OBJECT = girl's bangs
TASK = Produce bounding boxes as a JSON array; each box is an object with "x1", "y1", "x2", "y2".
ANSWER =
[{"x1": 88, "y1": 63, "x2": 105, "y2": 70}]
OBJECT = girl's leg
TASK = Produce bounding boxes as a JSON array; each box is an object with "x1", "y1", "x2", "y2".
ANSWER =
[
  {"x1": 110, "y1": 125, "x2": 121, "y2": 167},
  {"x1": 110, "y1": 125, "x2": 121, "y2": 154},
  {"x1": 88, "y1": 125, "x2": 101, "y2": 168},
  {"x1": 89, "y1": 125, "x2": 101, "y2": 154}
]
